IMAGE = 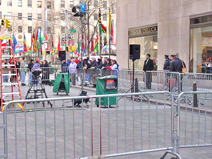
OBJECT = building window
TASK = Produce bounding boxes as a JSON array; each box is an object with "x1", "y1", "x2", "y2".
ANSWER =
[
  {"x1": 47, "y1": 1, "x2": 51, "y2": 9},
  {"x1": 28, "y1": 26, "x2": 32, "y2": 33},
  {"x1": 61, "y1": 27, "x2": 65, "y2": 34},
  {"x1": 7, "y1": 12, "x2": 12, "y2": 19},
  {"x1": 103, "y1": 1, "x2": 107, "y2": 8},
  {"x1": 18, "y1": 26, "x2": 22, "y2": 33},
  {"x1": 103, "y1": 14, "x2": 107, "y2": 21},
  {"x1": 18, "y1": 0, "x2": 22, "y2": 7},
  {"x1": 8, "y1": 26, "x2": 12, "y2": 32},
  {"x1": 37, "y1": 1, "x2": 42, "y2": 8},
  {"x1": 18, "y1": 13, "x2": 22, "y2": 20},
  {"x1": 7, "y1": 0, "x2": 12, "y2": 6},
  {"x1": 28, "y1": 0, "x2": 32, "y2": 7},
  {"x1": 28, "y1": 13, "x2": 32, "y2": 20},
  {"x1": 94, "y1": 13, "x2": 98, "y2": 20},
  {"x1": 61, "y1": 14, "x2": 65, "y2": 21},
  {"x1": 94, "y1": 0, "x2": 98, "y2": 7},
  {"x1": 47, "y1": 14, "x2": 51, "y2": 21},
  {"x1": 37, "y1": 14, "x2": 42, "y2": 19},
  {"x1": 61, "y1": 0, "x2": 65, "y2": 8},
  {"x1": 70, "y1": 1, "x2": 74, "y2": 8}
]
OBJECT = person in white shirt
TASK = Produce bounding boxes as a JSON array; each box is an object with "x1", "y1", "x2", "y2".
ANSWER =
[
  {"x1": 110, "y1": 60, "x2": 119, "y2": 76},
  {"x1": 68, "y1": 59, "x2": 77, "y2": 85}
]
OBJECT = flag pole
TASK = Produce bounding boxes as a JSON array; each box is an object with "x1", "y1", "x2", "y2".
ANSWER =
[
  {"x1": 98, "y1": 8, "x2": 102, "y2": 57},
  {"x1": 108, "y1": 8, "x2": 111, "y2": 59}
]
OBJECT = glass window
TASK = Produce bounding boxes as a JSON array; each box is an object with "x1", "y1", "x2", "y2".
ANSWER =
[
  {"x1": 190, "y1": 26, "x2": 212, "y2": 73},
  {"x1": 94, "y1": 0, "x2": 98, "y2": 7},
  {"x1": 37, "y1": 1, "x2": 42, "y2": 8},
  {"x1": 103, "y1": 1, "x2": 107, "y2": 8},
  {"x1": 37, "y1": 14, "x2": 42, "y2": 19},
  {"x1": 28, "y1": 0, "x2": 32, "y2": 7},
  {"x1": 61, "y1": 0, "x2": 65, "y2": 8},
  {"x1": 129, "y1": 35, "x2": 158, "y2": 69},
  {"x1": 18, "y1": 0, "x2": 22, "y2": 7},
  {"x1": 28, "y1": 26, "x2": 32, "y2": 33},
  {"x1": 94, "y1": 13, "x2": 98, "y2": 20},
  {"x1": 8, "y1": 26, "x2": 12, "y2": 32},
  {"x1": 7, "y1": 0, "x2": 12, "y2": 6},
  {"x1": 47, "y1": 14, "x2": 51, "y2": 21},
  {"x1": 28, "y1": 13, "x2": 32, "y2": 20},
  {"x1": 18, "y1": 13, "x2": 22, "y2": 20},
  {"x1": 47, "y1": 1, "x2": 51, "y2": 9},
  {"x1": 7, "y1": 12, "x2": 12, "y2": 19},
  {"x1": 103, "y1": 13, "x2": 107, "y2": 21},
  {"x1": 18, "y1": 26, "x2": 22, "y2": 33},
  {"x1": 61, "y1": 27, "x2": 65, "y2": 34},
  {"x1": 61, "y1": 14, "x2": 65, "y2": 21},
  {"x1": 70, "y1": 1, "x2": 74, "y2": 8}
]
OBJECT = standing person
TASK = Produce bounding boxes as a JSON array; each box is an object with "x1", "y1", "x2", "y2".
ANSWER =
[
  {"x1": 143, "y1": 54, "x2": 154, "y2": 89},
  {"x1": 2, "y1": 60, "x2": 10, "y2": 83},
  {"x1": 67, "y1": 58, "x2": 72, "y2": 66},
  {"x1": 27, "y1": 59, "x2": 34, "y2": 85},
  {"x1": 163, "y1": 55, "x2": 171, "y2": 70},
  {"x1": 110, "y1": 60, "x2": 119, "y2": 76},
  {"x1": 170, "y1": 54, "x2": 186, "y2": 73},
  {"x1": 11, "y1": 60, "x2": 17, "y2": 82},
  {"x1": 68, "y1": 58, "x2": 77, "y2": 85},
  {"x1": 15, "y1": 59, "x2": 20, "y2": 78},
  {"x1": 43, "y1": 60, "x2": 50, "y2": 85},
  {"x1": 163, "y1": 55, "x2": 171, "y2": 88},
  {"x1": 33, "y1": 59, "x2": 40, "y2": 70},
  {"x1": 20, "y1": 57, "x2": 27, "y2": 86},
  {"x1": 77, "y1": 58, "x2": 83, "y2": 86},
  {"x1": 61, "y1": 60, "x2": 68, "y2": 73}
]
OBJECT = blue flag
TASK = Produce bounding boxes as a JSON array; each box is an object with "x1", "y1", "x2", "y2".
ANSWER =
[{"x1": 13, "y1": 34, "x2": 17, "y2": 52}]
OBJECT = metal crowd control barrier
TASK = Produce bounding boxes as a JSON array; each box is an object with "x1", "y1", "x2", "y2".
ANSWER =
[
  {"x1": 181, "y1": 73, "x2": 212, "y2": 92},
  {"x1": 0, "y1": 91, "x2": 181, "y2": 159},
  {"x1": 175, "y1": 91, "x2": 212, "y2": 155},
  {"x1": 118, "y1": 70, "x2": 146, "y2": 93}
]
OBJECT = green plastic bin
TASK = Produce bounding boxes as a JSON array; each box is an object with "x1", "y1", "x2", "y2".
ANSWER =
[
  {"x1": 95, "y1": 75, "x2": 118, "y2": 107},
  {"x1": 53, "y1": 73, "x2": 69, "y2": 95}
]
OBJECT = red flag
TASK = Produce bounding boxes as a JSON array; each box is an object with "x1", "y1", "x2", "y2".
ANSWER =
[
  {"x1": 90, "y1": 39, "x2": 94, "y2": 53},
  {"x1": 35, "y1": 29, "x2": 38, "y2": 41},
  {"x1": 57, "y1": 36, "x2": 61, "y2": 52}
]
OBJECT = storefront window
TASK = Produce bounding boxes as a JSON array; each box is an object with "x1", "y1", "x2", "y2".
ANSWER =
[
  {"x1": 129, "y1": 35, "x2": 158, "y2": 69},
  {"x1": 190, "y1": 26, "x2": 212, "y2": 73}
]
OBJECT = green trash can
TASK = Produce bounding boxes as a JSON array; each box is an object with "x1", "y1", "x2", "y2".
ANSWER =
[
  {"x1": 53, "y1": 73, "x2": 69, "y2": 95},
  {"x1": 95, "y1": 75, "x2": 118, "y2": 107}
]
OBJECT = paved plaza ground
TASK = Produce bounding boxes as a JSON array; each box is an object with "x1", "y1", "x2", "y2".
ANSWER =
[{"x1": 0, "y1": 85, "x2": 211, "y2": 159}]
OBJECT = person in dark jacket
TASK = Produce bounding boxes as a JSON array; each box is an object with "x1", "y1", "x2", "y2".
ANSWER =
[
  {"x1": 170, "y1": 54, "x2": 186, "y2": 73},
  {"x1": 96, "y1": 59, "x2": 102, "y2": 69},
  {"x1": 143, "y1": 54, "x2": 154, "y2": 89},
  {"x1": 28, "y1": 59, "x2": 34, "y2": 84},
  {"x1": 163, "y1": 55, "x2": 171, "y2": 70},
  {"x1": 61, "y1": 60, "x2": 68, "y2": 73}
]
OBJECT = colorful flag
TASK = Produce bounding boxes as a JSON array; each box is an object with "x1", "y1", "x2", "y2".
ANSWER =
[
  {"x1": 94, "y1": 35, "x2": 99, "y2": 55},
  {"x1": 98, "y1": 9, "x2": 107, "y2": 33},
  {"x1": 24, "y1": 34, "x2": 27, "y2": 53},
  {"x1": 12, "y1": 34, "x2": 17, "y2": 53},
  {"x1": 90, "y1": 39, "x2": 94, "y2": 53},
  {"x1": 57, "y1": 36, "x2": 61, "y2": 53},
  {"x1": 110, "y1": 20, "x2": 114, "y2": 44}
]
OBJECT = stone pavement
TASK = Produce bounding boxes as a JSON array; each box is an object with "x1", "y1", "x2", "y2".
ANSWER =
[{"x1": 0, "y1": 85, "x2": 211, "y2": 159}]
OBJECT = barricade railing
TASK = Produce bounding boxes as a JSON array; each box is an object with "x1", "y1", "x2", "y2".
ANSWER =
[
  {"x1": 0, "y1": 91, "x2": 181, "y2": 159},
  {"x1": 175, "y1": 91, "x2": 212, "y2": 155},
  {"x1": 118, "y1": 70, "x2": 146, "y2": 93}
]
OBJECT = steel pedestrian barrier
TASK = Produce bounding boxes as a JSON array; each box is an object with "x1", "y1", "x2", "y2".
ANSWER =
[
  {"x1": 174, "y1": 91, "x2": 212, "y2": 156},
  {"x1": 0, "y1": 91, "x2": 181, "y2": 159}
]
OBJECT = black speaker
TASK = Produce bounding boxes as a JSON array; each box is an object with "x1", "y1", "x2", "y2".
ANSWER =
[
  {"x1": 130, "y1": 44, "x2": 140, "y2": 60},
  {"x1": 59, "y1": 51, "x2": 66, "y2": 61}
]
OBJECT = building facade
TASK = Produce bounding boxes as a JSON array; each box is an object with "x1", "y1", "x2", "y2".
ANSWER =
[{"x1": 116, "y1": 0, "x2": 212, "y2": 73}]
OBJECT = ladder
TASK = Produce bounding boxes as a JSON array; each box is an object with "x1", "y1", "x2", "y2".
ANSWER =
[{"x1": 0, "y1": 37, "x2": 24, "y2": 112}]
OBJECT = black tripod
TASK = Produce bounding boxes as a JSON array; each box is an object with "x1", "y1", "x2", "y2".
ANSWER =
[{"x1": 25, "y1": 71, "x2": 52, "y2": 108}]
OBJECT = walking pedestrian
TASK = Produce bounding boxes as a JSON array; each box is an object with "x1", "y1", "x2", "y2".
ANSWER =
[
  {"x1": 27, "y1": 59, "x2": 34, "y2": 85},
  {"x1": 143, "y1": 54, "x2": 154, "y2": 89},
  {"x1": 20, "y1": 57, "x2": 27, "y2": 86}
]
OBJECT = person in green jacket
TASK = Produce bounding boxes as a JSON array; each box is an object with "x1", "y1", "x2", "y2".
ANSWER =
[{"x1": 20, "y1": 57, "x2": 27, "y2": 86}]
